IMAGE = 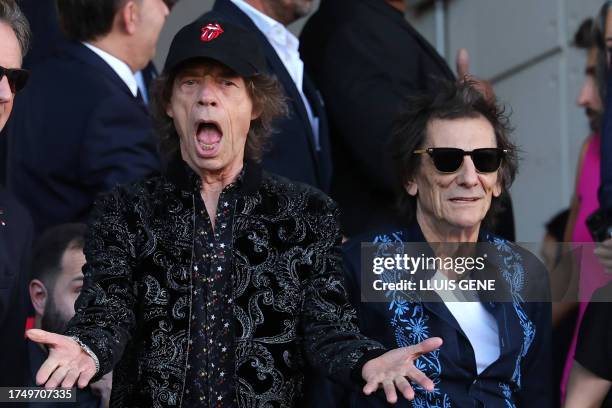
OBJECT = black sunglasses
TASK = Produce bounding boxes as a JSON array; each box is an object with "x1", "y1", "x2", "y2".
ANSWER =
[
  {"x1": 0, "y1": 65, "x2": 29, "y2": 93},
  {"x1": 413, "y1": 147, "x2": 507, "y2": 173}
]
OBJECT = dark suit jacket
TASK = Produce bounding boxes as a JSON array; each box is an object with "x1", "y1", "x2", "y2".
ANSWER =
[
  {"x1": 7, "y1": 42, "x2": 160, "y2": 234},
  {"x1": 0, "y1": 188, "x2": 33, "y2": 387},
  {"x1": 209, "y1": 0, "x2": 333, "y2": 193}
]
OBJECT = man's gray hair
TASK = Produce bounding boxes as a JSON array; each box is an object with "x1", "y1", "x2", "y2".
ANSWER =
[{"x1": 0, "y1": 0, "x2": 31, "y2": 58}]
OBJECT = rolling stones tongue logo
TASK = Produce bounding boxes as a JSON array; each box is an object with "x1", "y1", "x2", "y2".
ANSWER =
[{"x1": 200, "y1": 23, "x2": 224, "y2": 42}]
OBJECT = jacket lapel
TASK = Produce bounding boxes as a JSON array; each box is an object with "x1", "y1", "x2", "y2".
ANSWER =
[{"x1": 302, "y1": 73, "x2": 330, "y2": 189}]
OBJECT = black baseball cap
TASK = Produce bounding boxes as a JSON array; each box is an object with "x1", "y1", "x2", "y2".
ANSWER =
[{"x1": 163, "y1": 12, "x2": 268, "y2": 77}]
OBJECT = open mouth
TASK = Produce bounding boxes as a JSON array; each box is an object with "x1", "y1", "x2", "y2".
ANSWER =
[{"x1": 196, "y1": 120, "x2": 222, "y2": 151}]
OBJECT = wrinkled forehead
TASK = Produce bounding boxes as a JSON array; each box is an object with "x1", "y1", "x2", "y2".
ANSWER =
[
  {"x1": 424, "y1": 115, "x2": 497, "y2": 148},
  {"x1": 173, "y1": 58, "x2": 242, "y2": 80}
]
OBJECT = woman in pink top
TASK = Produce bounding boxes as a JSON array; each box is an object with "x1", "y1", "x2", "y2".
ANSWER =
[
  {"x1": 559, "y1": 16, "x2": 610, "y2": 402},
  {"x1": 560, "y1": 134, "x2": 612, "y2": 401}
]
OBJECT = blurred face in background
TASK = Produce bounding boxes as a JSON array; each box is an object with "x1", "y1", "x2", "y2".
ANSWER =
[
  {"x1": 29, "y1": 245, "x2": 86, "y2": 335},
  {"x1": 577, "y1": 46, "x2": 603, "y2": 133},
  {"x1": 0, "y1": 21, "x2": 22, "y2": 132},
  {"x1": 41, "y1": 247, "x2": 85, "y2": 334},
  {"x1": 261, "y1": 0, "x2": 315, "y2": 25},
  {"x1": 130, "y1": 0, "x2": 170, "y2": 70}
]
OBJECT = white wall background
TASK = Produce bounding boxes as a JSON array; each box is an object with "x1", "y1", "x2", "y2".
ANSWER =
[{"x1": 155, "y1": 0, "x2": 603, "y2": 242}]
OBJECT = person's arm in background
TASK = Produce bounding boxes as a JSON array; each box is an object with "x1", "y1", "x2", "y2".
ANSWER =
[
  {"x1": 565, "y1": 290, "x2": 612, "y2": 407},
  {"x1": 564, "y1": 362, "x2": 611, "y2": 408},
  {"x1": 552, "y1": 138, "x2": 591, "y2": 325},
  {"x1": 564, "y1": 137, "x2": 592, "y2": 243}
]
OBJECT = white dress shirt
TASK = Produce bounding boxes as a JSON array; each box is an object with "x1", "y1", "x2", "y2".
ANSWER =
[
  {"x1": 230, "y1": 0, "x2": 320, "y2": 150},
  {"x1": 83, "y1": 42, "x2": 139, "y2": 98}
]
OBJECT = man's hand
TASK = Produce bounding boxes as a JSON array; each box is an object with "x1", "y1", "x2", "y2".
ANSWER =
[
  {"x1": 26, "y1": 329, "x2": 97, "y2": 389},
  {"x1": 455, "y1": 48, "x2": 495, "y2": 103},
  {"x1": 594, "y1": 237, "x2": 612, "y2": 273},
  {"x1": 361, "y1": 337, "x2": 443, "y2": 403}
]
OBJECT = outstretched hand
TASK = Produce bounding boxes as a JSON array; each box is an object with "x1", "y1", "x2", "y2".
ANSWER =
[
  {"x1": 26, "y1": 329, "x2": 97, "y2": 389},
  {"x1": 361, "y1": 337, "x2": 443, "y2": 403}
]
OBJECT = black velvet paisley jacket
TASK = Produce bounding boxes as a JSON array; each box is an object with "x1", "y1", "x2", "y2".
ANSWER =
[{"x1": 64, "y1": 159, "x2": 384, "y2": 407}]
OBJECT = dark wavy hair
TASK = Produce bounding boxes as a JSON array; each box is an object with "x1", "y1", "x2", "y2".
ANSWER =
[
  {"x1": 57, "y1": 0, "x2": 129, "y2": 42},
  {"x1": 573, "y1": 18, "x2": 595, "y2": 50},
  {"x1": 0, "y1": 0, "x2": 30, "y2": 57},
  {"x1": 389, "y1": 78, "x2": 519, "y2": 226},
  {"x1": 150, "y1": 59, "x2": 288, "y2": 163}
]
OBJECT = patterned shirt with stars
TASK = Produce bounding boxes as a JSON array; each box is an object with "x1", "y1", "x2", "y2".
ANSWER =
[{"x1": 183, "y1": 176, "x2": 240, "y2": 407}]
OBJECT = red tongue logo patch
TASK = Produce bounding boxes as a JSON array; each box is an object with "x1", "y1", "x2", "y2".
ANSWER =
[{"x1": 200, "y1": 23, "x2": 224, "y2": 42}]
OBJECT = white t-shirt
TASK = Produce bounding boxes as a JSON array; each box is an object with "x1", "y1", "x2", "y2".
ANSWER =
[{"x1": 431, "y1": 270, "x2": 500, "y2": 375}]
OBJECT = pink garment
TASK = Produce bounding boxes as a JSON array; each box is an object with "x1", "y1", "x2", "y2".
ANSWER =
[{"x1": 561, "y1": 134, "x2": 612, "y2": 399}]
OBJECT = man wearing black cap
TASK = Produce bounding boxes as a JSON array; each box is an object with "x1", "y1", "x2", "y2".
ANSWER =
[{"x1": 27, "y1": 16, "x2": 443, "y2": 407}]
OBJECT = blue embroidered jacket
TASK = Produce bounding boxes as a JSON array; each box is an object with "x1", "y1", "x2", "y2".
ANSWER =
[{"x1": 310, "y1": 224, "x2": 552, "y2": 408}]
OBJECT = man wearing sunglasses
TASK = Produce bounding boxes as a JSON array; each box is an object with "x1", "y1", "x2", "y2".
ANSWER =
[
  {"x1": 315, "y1": 79, "x2": 552, "y2": 407},
  {"x1": 0, "y1": 0, "x2": 34, "y2": 388}
]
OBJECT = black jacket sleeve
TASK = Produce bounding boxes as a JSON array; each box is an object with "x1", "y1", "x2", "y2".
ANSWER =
[{"x1": 64, "y1": 189, "x2": 138, "y2": 381}]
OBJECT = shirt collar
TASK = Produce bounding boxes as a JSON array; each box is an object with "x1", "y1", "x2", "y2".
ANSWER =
[
  {"x1": 83, "y1": 42, "x2": 139, "y2": 97},
  {"x1": 229, "y1": 0, "x2": 299, "y2": 52}
]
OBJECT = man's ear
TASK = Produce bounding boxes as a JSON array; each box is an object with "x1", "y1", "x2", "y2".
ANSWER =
[
  {"x1": 405, "y1": 180, "x2": 418, "y2": 196},
  {"x1": 493, "y1": 179, "x2": 502, "y2": 198},
  {"x1": 29, "y1": 279, "x2": 48, "y2": 318},
  {"x1": 119, "y1": 0, "x2": 139, "y2": 35},
  {"x1": 251, "y1": 103, "x2": 263, "y2": 121}
]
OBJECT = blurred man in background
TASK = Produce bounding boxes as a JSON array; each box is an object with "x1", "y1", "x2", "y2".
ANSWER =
[{"x1": 7, "y1": 0, "x2": 169, "y2": 234}]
